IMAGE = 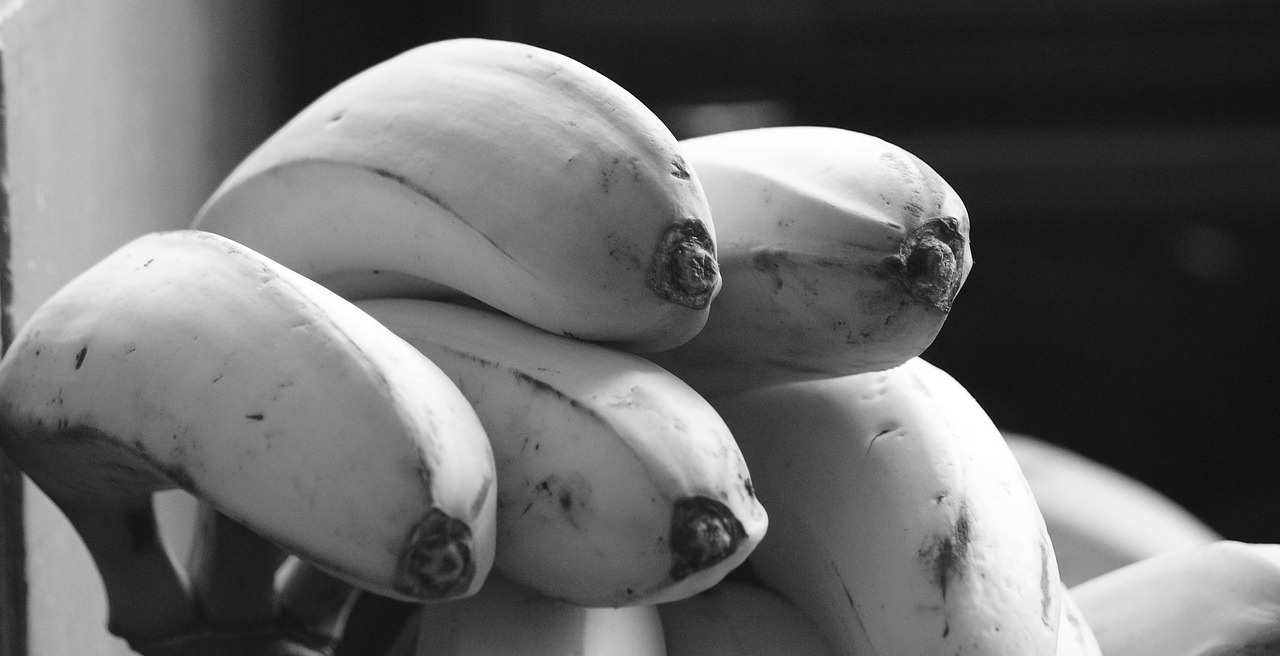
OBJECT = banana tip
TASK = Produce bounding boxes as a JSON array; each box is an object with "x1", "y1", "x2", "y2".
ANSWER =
[
  {"x1": 669, "y1": 496, "x2": 748, "y2": 580},
  {"x1": 649, "y1": 219, "x2": 720, "y2": 310},
  {"x1": 886, "y1": 217, "x2": 967, "y2": 312},
  {"x1": 394, "y1": 509, "x2": 477, "y2": 600}
]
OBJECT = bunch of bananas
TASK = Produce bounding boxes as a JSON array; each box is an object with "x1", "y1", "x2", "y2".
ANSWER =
[{"x1": 0, "y1": 37, "x2": 1276, "y2": 656}]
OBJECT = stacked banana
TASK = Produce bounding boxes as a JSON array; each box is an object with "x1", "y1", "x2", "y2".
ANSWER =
[{"x1": 0, "y1": 36, "x2": 1274, "y2": 656}]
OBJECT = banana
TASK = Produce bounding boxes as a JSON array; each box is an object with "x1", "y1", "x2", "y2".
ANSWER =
[
  {"x1": 0, "y1": 230, "x2": 497, "y2": 649},
  {"x1": 657, "y1": 579, "x2": 837, "y2": 656},
  {"x1": 192, "y1": 37, "x2": 720, "y2": 353},
  {"x1": 355, "y1": 297, "x2": 768, "y2": 607},
  {"x1": 400, "y1": 572, "x2": 668, "y2": 656},
  {"x1": 1070, "y1": 540, "x2": 1280, "y2": 656},
  {"x1": 644, "y1": 126, "x2": 970, "y2": 395},
  {"x1": 711, "y1": 357, "x2": 1062, "y2": 655},
  {"x1": 1004, "y1": 431, "x2": 1221, "y2": 586}
]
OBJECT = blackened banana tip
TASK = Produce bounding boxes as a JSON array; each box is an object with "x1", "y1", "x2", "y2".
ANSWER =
[
  {"x1": 669, "y1": 495, "x2": 748, "y2": 581},
  {"x1": 888, "y1": 217, "x2": 967, "y2": 312},
  {"x1": 649, "y1": 219, "x2": 720, "y2": 310},
  {"x1": 395, "y1": 508, "x2": 477, "y2": 600}
]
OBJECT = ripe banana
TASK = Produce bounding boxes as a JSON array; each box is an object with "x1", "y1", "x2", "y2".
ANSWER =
[
  {"x1": 192, "y1": 37, "x2": 720, "y2": 353},
  {"x1": 645, "y1": 126, "x2": 970, "y2": 395},
  {"x1": 1004, "y1": 431, "x2": 1221, "y2": 586},
  {"x1": 1070, "y1": 540, "x2": 1280, "y2": 656},
  {"x1": 355, "y1": 297, "x2": 768, "y2": 607},
  {"x1": 711, "y1": 357, "x2": 1062, "y2": 655},
  {"x1": 0, "y1": 230, "x2": 497, "y2": 649},
  {"x1": 399, "y1": 572, "x2": 668, "y2": 656},
  {"x1": 657, "y1": 579, "x2": 836, "y2": 656}
]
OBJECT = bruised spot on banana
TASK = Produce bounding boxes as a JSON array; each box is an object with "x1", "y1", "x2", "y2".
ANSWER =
[
  {"x1": 0, "y1": 230, "x2": 498, "y2": 647},
  {"x1": 194, "y1": 37, "x2": 721, "y2": 352},
  {"x1": 358, "y1": 297, "x2": 767, "y2": 607},
  {"x1": 917, "y1": 499, "x2": 973, "y2": 608},
  {"x1": 644, "y1": 126, "x2": 971, "y2": 396}
]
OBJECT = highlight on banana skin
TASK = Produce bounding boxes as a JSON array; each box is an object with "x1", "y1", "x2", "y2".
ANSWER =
[{"x1": 0, "y1": 35, "x2": 1270, "y2": 656}]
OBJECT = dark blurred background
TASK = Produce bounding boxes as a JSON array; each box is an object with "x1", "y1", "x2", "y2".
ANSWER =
[{"x1": 263, "y1": 2, "x2": 1278, "y2": 648}]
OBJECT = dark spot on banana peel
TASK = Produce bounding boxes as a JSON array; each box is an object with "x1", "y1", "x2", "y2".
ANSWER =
[
  {"x1": 395, "y1": 508, "x2": 476, "y2": 600},
  {"x1": 669, "y1": 496, "x2": 747, "y2": 580},
  {"x1": 1039, "y1": 539, "x2": 1053, "y2": 625},
  {"x1": 750, "y1": 247, "x2": 791, "y2": 292},
  {"x1": 918, "y1": 501, "x2": 972, "y2": 602},
  {"x1": 469, "y1": 476, "x2": 493, "y2": 520},
  {"x1": 649, "y1": 219, "x2": 719, "y2": 310},
  {"x1": 881, "y1": 217, "x2": 966, "y2": 312},
  {"x1": 670, "y1": 157, "x2": 692, "y2": 180}
]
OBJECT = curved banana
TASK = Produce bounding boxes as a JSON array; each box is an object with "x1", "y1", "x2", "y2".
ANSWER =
[
  {"x1": 1004, "y1": 431, "x2": 1221, "y2": 586},
  {"x1": 402, "y1": 572, "x2": 668, "y2": 656},
  {"x1": 192, "y1": 37, "x2": 719, "y2": 353},
  {"x1": 711, "y1": 357, "x2": 1061, "y2": 655},
  {"x1": 657, "y1": 579, "x2": 836, "y2": 656},
  {"x1": 0, "y1": 230, "x2": 497, "y2": 649},
  {"x1": 356, "y1": 297, "x2": 767, "y2": 607},
  {"x1": 1070, "y1": 540, "x2": 1280, "y2": 656},
  {"x1": 645, "y1": 126, "x2": 970, "y2": 395}
]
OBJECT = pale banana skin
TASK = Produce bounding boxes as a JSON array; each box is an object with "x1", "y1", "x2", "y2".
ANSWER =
[
  {"x1": 0, "y1": 230, "x2": 497, "y2": 649},
  {"x1": 657, "y1": 579, "x2": 837, "y2": 656},
  {"x1": 387, "y1": 573, "x2": 668, "y2": 656},
  {"x1": 646, "y1": 126, "x2": 971, "y2": 395},
  {"x1": 193, "y1": 37, "x2": 720, "y2": 353},
  {"x1": 710, "y1": 357, "x2": 1066, "y2": 656},
  {"x1": 1071, "y1": 540, "x2": 1280, "y2": 656},
  {"x1": 356, "y1": 297, "x2": 768, "y2": 607},
  {"x1": 1004, "y1": 431, "x2": 1221, "y2": 586}
]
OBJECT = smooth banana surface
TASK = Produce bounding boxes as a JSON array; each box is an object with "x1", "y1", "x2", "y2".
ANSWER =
[
  {"x1": 657, "y1": 579, "x2": 836, "y2": 656},
  {"x1": 0, "y1": 231, "x2": 497, "y2": 646},
  {"x1": 1004, "y1": 431, "x2": 1221, "y2": 586},
  {"x1": 357, "y1": 297, "x2": 767, "y2": 607},
  {"x1": 407, "y1": 573, "x2": 668, "y2": 656},
  {"x1": 712, "y1": 357, "x2": 1062, "y2": 656},
  {"x1": 193, "y1": 37, "x2": 719, "y2": 353},
  {"x1": 646, "y1": 126, "x2": 970, "y2": 395},
  {"x1": 1071, "y1": 540, "x2": 1280, "y2": 656}
]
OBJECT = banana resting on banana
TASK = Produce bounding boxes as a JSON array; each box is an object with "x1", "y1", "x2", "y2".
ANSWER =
[{"x1": 0, "y1": 35, "x2": 1273, "y2": 656}]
